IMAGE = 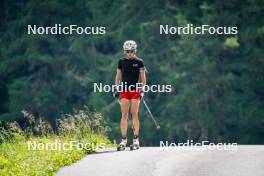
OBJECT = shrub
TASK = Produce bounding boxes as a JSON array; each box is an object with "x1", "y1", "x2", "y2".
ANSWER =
[
  {"x1": 22, "y1": 110, "x2": 53, "y2": 137},
  {"x1": 0, "y1": 156, "x2": 9, "y2": 169},
  {"x1": 0, "y1": 121, "x2": 24, "y2": 144},
  {"x1": 0, "y1": 107, "x2": 112, "y2": 176},
  {"x1": 57, "y1": 106, "x2": 110, "y2": 137}
]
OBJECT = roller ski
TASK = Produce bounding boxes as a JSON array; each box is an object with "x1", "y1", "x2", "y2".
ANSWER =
[
  {"x1": 117, "y1": 138, "x2": 127, "y2": 151},
  {"x1": 130, "y1": 137, "x2": 140, "y2": 151}
]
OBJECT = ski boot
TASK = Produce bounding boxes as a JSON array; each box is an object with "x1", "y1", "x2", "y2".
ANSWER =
[
  {"x1": 130, "y1": 136, "x2": 140, "y2": 151},
  {"x1": 117, "y1": 137, "x2": 127, "y2": 151}
]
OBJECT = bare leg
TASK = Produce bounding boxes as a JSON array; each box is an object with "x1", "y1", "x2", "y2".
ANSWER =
[
  {"x1": 130, "y1": 99, "x2": 140, "y2": 136},
  {"x1": 120, "y1": 99, "x2": 130, "y2": 137}
]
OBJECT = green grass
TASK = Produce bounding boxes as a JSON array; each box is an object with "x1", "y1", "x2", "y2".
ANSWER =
[
  {"x1": 0, "y1": 108, "x2": 114, "y2": 176},
  {"x1": 0, "y1": 135, "x2": 111, "y2": 176}
]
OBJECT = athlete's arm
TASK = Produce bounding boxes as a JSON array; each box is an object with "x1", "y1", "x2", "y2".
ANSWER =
[
  {"x1": 139, "y1": 69, "x2": 146, "y2": 90},
  {"x1": 115, "y1": 69, "x2": 122, "y2": 88}
]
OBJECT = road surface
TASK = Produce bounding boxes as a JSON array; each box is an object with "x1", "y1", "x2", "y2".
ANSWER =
[{"x1": 56, "y1": 145, "x2": 264, "y2": 176}]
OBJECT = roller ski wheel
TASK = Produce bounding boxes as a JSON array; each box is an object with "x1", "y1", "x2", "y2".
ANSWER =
[
  {"x1": 130, "y1": 144, "x2": 139, "y2": 151},
  {"x1": 117, "y1": 138, "x2": 127, "y2": 151},
  {"x1": 117, "y1": 144, "x2": 126, "y2": 151}
]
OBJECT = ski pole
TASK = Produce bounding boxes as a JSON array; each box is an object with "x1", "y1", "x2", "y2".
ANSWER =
[
  {"x1": 117, "y1": 98, "x2": 160, "y2": 130},
  {"x1": 142, "y1": 99, "x2": 160, "y2": 129}
]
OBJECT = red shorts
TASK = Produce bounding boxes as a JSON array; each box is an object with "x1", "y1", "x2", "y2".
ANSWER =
[{"x1": 120, "y1": 91, "x2": 141, "y2": 100}]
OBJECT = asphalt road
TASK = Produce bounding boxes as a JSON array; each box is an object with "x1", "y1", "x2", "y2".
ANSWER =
[{"x1": 56, "y1": 145, "x2": 264, "y2": 176}]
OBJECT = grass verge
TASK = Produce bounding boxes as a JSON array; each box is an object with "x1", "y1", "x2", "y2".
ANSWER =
[{"x1": 0, "y1": 108, "x2": 113, "y2": 176}]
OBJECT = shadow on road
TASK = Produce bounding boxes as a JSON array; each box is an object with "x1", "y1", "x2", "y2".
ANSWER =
[{"x1": 92, "y1": 148, "x2": 119, "y2": 155}]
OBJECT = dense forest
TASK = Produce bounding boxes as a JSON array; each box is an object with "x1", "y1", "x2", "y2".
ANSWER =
[{"x1": 0, "y1": 0, "x2": 263, "y2": 145}]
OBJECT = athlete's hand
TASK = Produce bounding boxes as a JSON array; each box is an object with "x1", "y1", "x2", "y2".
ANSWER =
[
  {"x1": 113, "y1": 89, "x2": 119, "y2": 98},
  {"x1": 140, "y1": 91, "x2": 144, "y2": 98}
]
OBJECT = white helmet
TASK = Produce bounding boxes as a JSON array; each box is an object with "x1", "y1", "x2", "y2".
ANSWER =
[{"x1": 123, "y1": 40, "x2": 137, "y2": 50}]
